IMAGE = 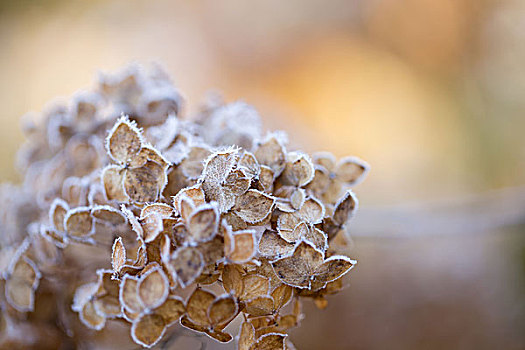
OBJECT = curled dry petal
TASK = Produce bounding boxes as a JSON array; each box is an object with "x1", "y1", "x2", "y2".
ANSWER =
[
  {"x1": 271, "y1": 240, "x2": 356, "y2": 290},
  {"x1": 233, "y1": 190, "x2": 275, "y2": 224}
]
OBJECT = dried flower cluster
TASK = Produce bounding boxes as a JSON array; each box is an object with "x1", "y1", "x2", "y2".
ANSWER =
[{"x1": 0, "y1": 65, "x2": 368, "y2": 349}]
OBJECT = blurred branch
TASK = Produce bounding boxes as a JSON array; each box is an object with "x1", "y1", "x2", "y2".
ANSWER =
[{"x1": 351, "y1": 186, "x2": 525, "y2": 238}]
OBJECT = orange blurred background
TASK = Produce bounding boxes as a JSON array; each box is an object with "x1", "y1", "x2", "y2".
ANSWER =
[{"x1": 0, "y1": 0, "x2": 524, "y2": 349}]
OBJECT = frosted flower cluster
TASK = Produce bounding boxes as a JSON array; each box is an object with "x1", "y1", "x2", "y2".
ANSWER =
[{"x1": 0, "y1": 65, "x2": 368, "y2": 349}]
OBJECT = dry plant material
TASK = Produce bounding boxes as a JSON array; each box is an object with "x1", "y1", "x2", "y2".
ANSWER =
[{"x1": 0, "y1": 64, "x2": 369, "y2": 349}]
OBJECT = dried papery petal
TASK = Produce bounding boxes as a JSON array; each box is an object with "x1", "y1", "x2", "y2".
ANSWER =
[
  {"x1": 205, "y1": 329, "x2": 233, "y2": 343},
  {"x1": 93, "y1": 294, "x2": 121, "y2": 318},
  {"x1": 282, "y1": 152, "x2": 315, "y2": 187},
  {"x1": 119, "y1": 275, "x2": 142, "y2": 313},
  {"x1": 106, "y1": 115, "x2": 142, "y2": 164},
  {"x1": 111, "y1": 237, "x2": 126, "y2": 275},
  {"x1": 187, "y1": 204, "x2": 219, "y2": 243},
  {"x1": 251, "y1": 333, "x2": 287, "y2": 350},
  {"x1": 131, "y1": 313, "x2": 166, "y2": 348},
  {"x1": 309, "y1": 255, "x2": 356, "y2": 291},
  {"x1": 244, "y1": 296, "x2": 274, "y2": 317},
  {"x1": 218, "y1": 169, "x2": 251, "y2": 212},
  {"x1": 124, "y1": 161, "x2": 166, "y2": 203},
  {"x1": 254, "y1": 135, "x2": 286, "y2": 177},
  {"x1": 290, "y1": 188, "x2": 306, "y2": 210},
  {"x1": 80, "y1": 299, "x2": 106, "y2": 330},
  {"x1": 186, "y1": 288, "x2": 215, "y2": 327},
  {"x1": 207, "y1": 294, "x2": 237, "y2": 327},
  {"x1": 333, "y1": 190, "x2": 358, "y2": 226},
  {"x1": 141, "y1": 213, "x2": 163, "y2": 243},
  {"x1": 5, "y1": 256, "x2": 41, "y2": 312},
  {"x1": 222, "y1": 264, "x2": 244, "y2": 296},
  {"x1": 239, "y1": 321, "x2": 256, "y2": 350},
  {"x1": 238, "y1": 151, "x2": 260, "y2": 178},
  {"x1": 271, "y1": 284, "x2": 293, "y2": 311},
  {"x1": 130, "y1": 144, "x2": 170, "y2": 169},
  {"x1": 233, "y1": 190, "x2": 275, "y2": 224},
  {"x1": 173, "y1": 185, "x2": 205, "y2": 212},
  {"x1": 257, "y1": 230, "x2": 295, "y2": 261},
  {"x1": 257, "y1": 165, "x2": 274, "y2": 193},
  {"x1": 285, "y1": 222, "x2": 328, "y2": 251},
  {"x1": 176, "y1": 194, "x2": 195, "y2": 223},
  {"x1": 197, "y1": 235, "x2": 224, "y2": 266},
  {"x1": 201, "y1": 148, "x2": 239, "y2": 185},
  {"x1": 277, "y1": 197, "x2": 325, "y2": 235},
  {"x1": 154, "y1": 296, "x2": 185, "y2": 326},
  {"x1": 138, "y1": 267, "x2": 169, "y2": 310},
  {"x1": 167, "y1": 246, "x2": 204, "y2": 288},
  {"x1": 312, "y1": 152, "x2": 336, "y2": 171},
  {"x1": 241, "y1": 275, "x2": 270, "y2": 301},
  {"x1": 336, "y1": 156, "x2": 369, "y2": 186},
  {"x1": 271, "y1": 240, "x2": 355, "y2": 290},
  {"x1": 179, "y1": 146, "x2": 212, "y2": 180},
  {"x1": 49, "y1": 198, "x2": 69, "y2": 232},
  {"x1": 72, "y1": 282, "x2": 98, "y2": 313},
  {"x1": 307, "y1": 166, "x2": 331, "y2": 197},
  {"x1": 141, "y1": 203, "x2": 174, "y2": 219},
  {"x1": 91, "y1": 205, "x2": 127, "y2": 226},
  {"x1": 102, "y1": 165, "x2": 127, "y2": 201},
  {"x1": 96, "y1": 269, "x2": 120, "y2": 298},
  {"x1": 64, "y1": 207, "x2": 94, "y2": 238},
  {"x1": 303, "y1": 226, "x2": 328, "y2": 252},
  {"x1": 121, "y1": 205, "x2": 144, "y2": 239},
  {"x1": 225, "y1": 229, "x2": 256, "y2": 264}
]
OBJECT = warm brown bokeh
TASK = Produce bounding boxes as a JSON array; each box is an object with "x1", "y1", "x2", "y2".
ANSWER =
[{"x1": 0, "y1": 0, "x2": 524, "y2": 349}]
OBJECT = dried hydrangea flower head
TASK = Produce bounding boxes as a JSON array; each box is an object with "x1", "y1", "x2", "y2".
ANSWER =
[{"x1": 0, "y1": 64, "x2": 368, "y2": 349}]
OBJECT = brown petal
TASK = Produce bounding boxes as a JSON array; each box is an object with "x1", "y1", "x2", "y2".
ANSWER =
[
  {"x1": 64, "y1": 207, "x2": 93, "y2": 238},
  {"x1": 102, "y1": 165, "x2": 128, "y2": 201},
  {"x1": 124, "y1": 161, "x2": 166, "y2": 203},
  {"x1": 49, "y1": 198, "x2": 69, "y2": 232},
  {"x1": 271, "y1": 241, "x2": 324, "y2": 289},
  {"x1": 167, "y1": 246, "x2": 203, "y2": 288},
  {"x1": 239, "y1": 321, "x2": 256, "y2": 350},
  {"x1": 244, "y1": 296, "x2": 274, "y2": 317},
  {"x1": 111, "y1": 237, "x2": 126, "y2": 275},
  {"x1": 234, "y1": 190, "x2": 275, "y2": 224},
  {"x1": 106, "y1": 116, "x2": 142, "y2": 164},
  {"x1": 251, "y1": 333, "x2": 287, "y2": 350},
  {"x1": 310, "y1": 255, "x2": 356, "y2": 291},
  {"x1": 131, "y1": 313, "x2": 166, "y2": 348},
  {"x1": 119, "y1": 275, "x2": 142, "y2": 313},
  {"x1": 207, "y1": 294, "x2": 237, "y2": 327},
  {"x1": 225, "y1": 229, "x2": 256, "y2": 264},
  {"x1": 154, "y1": 296, "x2": 185, "y2": 326},
  {"x1": 240, "y1": 274, "x2": 270, "y2": 301},
  {"x1": 271, "y1": 284, "x2": 293, "y2": 311},
  {"x1": 141, "y1": 203, "x2": 174, "y2": 219},
  {"x1": 186, "y1": 288, "x2": 215, "y2": 327},
  {"x1": 187, "y1": 204, "x2": 219, "y2": 243},
  {"x1": 141, "y1": 213, "x2": 164, "y2": 243},
  {"x1": 222, "y1": 264, "x2": 244, "y2": 297},
  {"x1": 282, "y1": 152, "x2": 315, "y2": 187},
  {"x1": 332, "y1": 190, "x2": 358, "y2": 226},
  {"x1": 312, "y1": 151, "x2": 336, "y2": 171},
  {"x1": 254, "y1": 135, "x2": 286, "y2": 177},
  {"x1": 91, "y1": 205, "x2": 127, "y2": 225},
  {"x1": 201, "y1": 148, "x2": 239, "y2": 184},
  {"x1": 93, "y1": 294, "x2": 121, "y2": 318},
  {"x1": 138, "y1": 266, "x2": 169, "y2": 310},
  {"x1": 257, "y1": 230, "x2": 294, "y2": 261},
  {"x1": 336, "y1": 156, "x2": 369, "y2": 185},
  {"x1": 80, "y1": 299, "x2": 106, "y2": 330}
]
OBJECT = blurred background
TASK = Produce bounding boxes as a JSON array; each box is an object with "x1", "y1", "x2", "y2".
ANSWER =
[{"x1": 0, "y1": 0, "x2": 524, "y2": 349}]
